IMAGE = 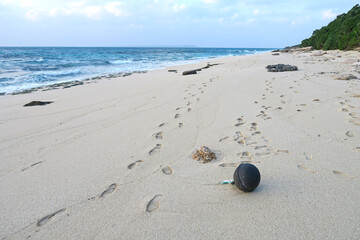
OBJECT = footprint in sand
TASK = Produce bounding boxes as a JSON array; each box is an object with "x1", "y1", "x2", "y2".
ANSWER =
[
  {"x1": 219, "y1": 162, "x2": 239, "y2": 167},
  {"x1": 99, "y1": 183, "x2": 117, "y2": 198},
  {"x1": 261, "y1": 136, "x2": 272, "y2": 143},
  {"x1": 175, "y1": 113, "x2": 181, "y2": 119},
  {"x1": 219, "y1": 136, "x2": 230, "y2": 142},
  {"x1": 303, "y1": 152, "x2": 312, "y2": 160},
  {"x1": 277, "y1": 150, "x2": 291, "y2": 154},
  {"x1": 255, "y1": 152, "x2": 274, "y2": 157},
  {"x1": 239, "y1": 151, "x2": 252, "y2": 159},
  {"x1": 161, "y1": 165, "x2": 173, "y2": 175},
  {"x1": 176, "y1": 107, "x2": 181, "y2": 111},
  {"x1": 37, "y1": 208, "x2": 66, "y2": 227},
  {"x1": 332, "y1": 170, "x2": 356, "y2": 179},
  {"x1": 233, "y1": 131, "x2": 244, "y2": 141},
  {"x1": 235, "y1": 118, "x2": 245, "y2": 126},
  {"x1": 349, "y1": 119, "x2": 360, "y2": 126},
  {"x1": 188, "y1": 108, "x2": 192, "y2": 112},
  {"x1": 179, "y1": 123, "x2": 184, "y2": 128},
  {"x1": 353, "y1": 147, "x2": 360, "y2": 152},
  {"x1": 252, "y1": 131, "x2": 261, "y2": 136},
  {"x1": 146, "y1": 195, "x2": 163, "y2": 213},
  {"x1": 349, "y1": 112, "x2": 356, "y2": 117},
  {"x1": 341, "y1": 108, "x2": 349, "y2": 112},
  {"x1": 152, "y1": 132, "x2": 163, "y2": 139},
  {"x1": 149, "y1": 144, "x2": 162, "y2": 156},
  {"x1": 346, "y1": 131, "x2": 355, "y2": 137},
  {"x1": 297, "y1": 165, "x2": 316, "y2": 173},
  {"x1": 158, "y1": 123, "x2": 167, "y2": 127},
  {"x1": 255, "y1": 145, "x2": 267, "y2": 150},
  {"x1": 128, "y1": 160, "x2": 144, "y2": 169},
  {"x1": 21, "y1": 161, "x2": 43, "y2": 172}
]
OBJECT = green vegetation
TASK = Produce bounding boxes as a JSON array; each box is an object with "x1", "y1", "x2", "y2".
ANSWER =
[{"x1": 301, "y1": 4, "x2": 360, "y2": 50}]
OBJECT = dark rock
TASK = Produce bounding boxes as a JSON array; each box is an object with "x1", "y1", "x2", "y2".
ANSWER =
[
  {"x1": 266, "y1": 64, "x2": 298, "y2": 72},
  {"x1": 168, "y1": 70, "x2": 177, "y2": 73},
  {"x1": 24, "y1": 101, "x2": 53, "y2": 107},
  {"x1": 183, "y1": 70, "x2": 198, "y2": 75},
  {"x1": 335, "y1": 74, "x2": 358, "y2": 80},
  {"x1": 272, "y1": 53, "x2": 280, "y2": 56}
]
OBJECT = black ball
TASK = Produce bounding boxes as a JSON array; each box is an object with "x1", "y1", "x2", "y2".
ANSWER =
[{"x1": 234, "y1": 163, "x2": 261, "y2": 192}]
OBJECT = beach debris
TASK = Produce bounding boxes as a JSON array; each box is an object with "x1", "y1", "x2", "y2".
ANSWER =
[
  {"x1": 266, "y1": 64, "x2": 298, "y2": 72},
  {"x1": 233, "y1": 163, "x2": 261, "y2": 192},
  {"x1": 192, "y1": 146, "x2": 216, "y2": 163},
  {"x1": 168, "y1": 69, "x2": 177, "y2": 73},
  {"x1": 183, "y1": 63, "x2": 221, "y2": 76},
  {"x1": 220, "y1": 180, "x2": 235, "y2": 184},
  {"x1": 24, "y1": 101, "x2": 53, "y2": 107},
  {"x1": 183, "y1": 70, "x2": 198, "y2": 75},
  {"x1": 335, "y1": 74, "x2": 358, "y2": 80}
]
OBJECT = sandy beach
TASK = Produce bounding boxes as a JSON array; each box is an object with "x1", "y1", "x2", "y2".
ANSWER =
[{"x1": 0, "y1": 50, "x2": 359, "y2": 239}]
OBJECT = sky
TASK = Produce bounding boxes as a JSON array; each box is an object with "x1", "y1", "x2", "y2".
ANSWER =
[{"x1": 0, "y1": 0, "x2": 358, "y2": 48}]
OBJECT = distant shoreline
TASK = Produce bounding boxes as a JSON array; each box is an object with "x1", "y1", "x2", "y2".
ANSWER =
[{"x1": 0, "y1": 47, "x2": 274, "y2": 95}]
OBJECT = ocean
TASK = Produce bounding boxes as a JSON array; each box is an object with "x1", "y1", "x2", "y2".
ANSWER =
[{"x1": 0, "y1": 47, "x2": 274, "y2": 94}]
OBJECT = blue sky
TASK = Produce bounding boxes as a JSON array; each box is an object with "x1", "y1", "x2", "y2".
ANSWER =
[{"x1": 0, "y1": 0, "x2": 358, "y2": 47}]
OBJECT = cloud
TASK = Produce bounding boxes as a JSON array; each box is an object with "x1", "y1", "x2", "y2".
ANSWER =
[
  {"x1": 47, "y1": 8, "x2": 59, "y2": 16},
  {"x1": 25, "y1": 9, "x2": 39, "y2": 21},
  {"x1": 20, "y1": 0, "x2": 33, "y2": 8},
  {"x1": 68, "y1": 1, "x2": 87, "y2": 9},
  {"x1": 83, "y1": 5, "x2": 102, "y2": 19},
  {"x1": 202, "y1": 0, "x2": 217, "y2": 4},
  {"x1": 105, "y1": 2, "x2": 129, "y2": 17},
  {"x1": 173, "y1": 4, "x2": 186, "y2": 12},
  {"x1": 322, "y1": 9, "x2": 337, "y2": 20},
  {"x1": 253, "y1": 9, "x2": 260, "y2": 16},
  {"x1": 231, "y1": 13, "x2": 239, "y2": 21}
]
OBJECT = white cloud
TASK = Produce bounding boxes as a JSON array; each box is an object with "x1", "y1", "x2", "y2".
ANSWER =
[
  {"x1": 48, "y1": 8, "x2": 59, "y2": 16},
  {"x1": 83, "y1": 5, "x2": 102, "y2": 19},
  {"x1": 253, "y1": 9, "x2": 260, "y2": 16},
  {"x1": 105, "y1": 2, "x2": 129, "y2": 17},
  {"x1": 231, "y1": 13, "x2": 239, "y2": 21},
  {"x1": 173, "y1": 4, "x2": 186, "y2": 12},
  {"x1": 69, "y1": 1, "x2": 87, "y2": 8},
  {"x1": 322, "y1": 9, "x2": 336, "y2": 20},
  {"x1": 202, "y1": 0, "x2": 217, "y2": 4},
  {"x1": 20, "y1": 0, "x2": 32, "y2": 8},
  {"x1": 25, "y1": 9, "x2": 39, "y2": 21}
]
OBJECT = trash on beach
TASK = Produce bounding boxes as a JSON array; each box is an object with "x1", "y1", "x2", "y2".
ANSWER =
[
  {"x1": 233, "y1": 163, "x2": 261, "y2": 192},
  {"x1": 23, "y1": 101, "x2": 53, "y2": 107},
  {"x1": 192, "y1": 146, "x2": 216, "y2": 163},
  {"x1": 220, "y1": 180, "x2": 235, "y2": 185}
]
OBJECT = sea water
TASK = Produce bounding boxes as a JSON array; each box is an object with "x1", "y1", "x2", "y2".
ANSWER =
[{"x1": 0, "y1": 47, "x2": 273, "y2": 94}]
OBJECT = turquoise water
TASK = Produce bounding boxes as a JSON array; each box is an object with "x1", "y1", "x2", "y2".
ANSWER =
[{"x1": 0, "y1": 47, "x2": 274, "y2": 94}]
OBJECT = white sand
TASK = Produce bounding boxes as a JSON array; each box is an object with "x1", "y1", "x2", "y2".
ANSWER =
[{"x1": 0, "y1": 50, "x2": 359, "y2": 239}]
